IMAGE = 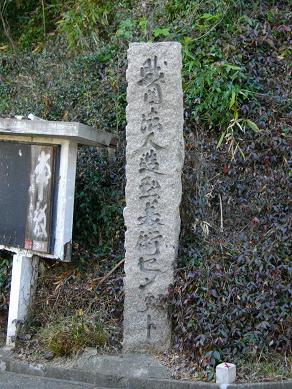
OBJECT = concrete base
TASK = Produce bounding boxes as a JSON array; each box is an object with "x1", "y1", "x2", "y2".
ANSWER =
[
  {"x1": 1, "y1": 349, "x2": 292, "y2": 389},
  {"x1": 73, "y1": 348, "x2": 170, "y2": 379},
  {"x1": 0, "y1": 371, "x2": 99, "y2": 389},
  {"x1": 6, "y1": 253, "x2": 39, "y2": 347}
]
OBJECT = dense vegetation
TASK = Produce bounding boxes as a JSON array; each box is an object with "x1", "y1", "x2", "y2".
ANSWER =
[{"x1": 0, "y1": 0, "x2": 291, "y2": 380}]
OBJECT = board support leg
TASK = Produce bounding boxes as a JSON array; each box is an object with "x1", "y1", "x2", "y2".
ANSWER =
[{"x1": 6, "y1": 252, "x2": 39, "y2": 347}]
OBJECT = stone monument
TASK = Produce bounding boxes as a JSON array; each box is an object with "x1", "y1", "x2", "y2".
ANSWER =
[{"x1": 123, "y1": 42, "x2": 184, "y2": 351}]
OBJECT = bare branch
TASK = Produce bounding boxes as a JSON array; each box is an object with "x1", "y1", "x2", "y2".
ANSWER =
[{"x1": 0, "y1": 0, "x2": 17, "y2": 54}]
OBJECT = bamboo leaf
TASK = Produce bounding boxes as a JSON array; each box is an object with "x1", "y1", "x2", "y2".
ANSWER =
[
  {"x1": 217, "y1": 131, "x2": 226, "y2": 148},
  {"x1": 245, "y1": 119, "x2": 259, "y2": 132},
  {"x1": 229, "y1": 90, "x2": 236, "y2": 109}
]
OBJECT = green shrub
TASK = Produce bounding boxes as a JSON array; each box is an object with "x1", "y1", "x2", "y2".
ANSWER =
[
  {"x1": 57, "y1": 0, "x2": 114, "y2": 51},
  {"x1": 0, "y1": 0, "x2": 259, "y2": 142},
  {"x1": 0, "y1": 252, "x2": 11, "y2": 311},
  {"x1": 185, "y1": 61, "x2": 250, "y2": 127},
  {"x1": 0, "y1": 83, "x2": 10, "y2": 113},
  {"x1": 74, "y1": 147, "x2": 125, "y2": 262},
  {"x1": 169, "y1": 125, "x2": 291, "y2": 365}
]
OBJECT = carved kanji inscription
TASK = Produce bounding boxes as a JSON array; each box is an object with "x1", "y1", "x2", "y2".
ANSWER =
[{"x1": 124, "y1": 42, "x2": 184, "y2": 352}]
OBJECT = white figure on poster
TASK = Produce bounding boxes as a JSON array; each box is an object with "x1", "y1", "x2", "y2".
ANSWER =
[
  {"x1": 35, "y1": 151, "x2": 51, "y2": 202},
  {"x1": 33, "y1": 201, "x2": 48, "y2": 239}
]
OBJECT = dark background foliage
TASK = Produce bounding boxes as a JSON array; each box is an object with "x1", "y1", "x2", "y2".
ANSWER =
[{"x1": 0, "y1": 0, "x2": 291, "y2": 373}]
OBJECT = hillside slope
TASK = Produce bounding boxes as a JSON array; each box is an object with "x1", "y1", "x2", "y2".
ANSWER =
[{"x1": 0, "y1": 0, "x2": 291, "y2": 382}]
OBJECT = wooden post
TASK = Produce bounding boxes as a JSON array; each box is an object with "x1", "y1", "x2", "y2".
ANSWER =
[{"x1": 6, "y1": 253, "x2": 39, "y2": 347}]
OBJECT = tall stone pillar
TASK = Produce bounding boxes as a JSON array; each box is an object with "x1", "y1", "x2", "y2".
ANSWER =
[{"x1": 123, "y1": 42, "x2": 184, "y2": 352}]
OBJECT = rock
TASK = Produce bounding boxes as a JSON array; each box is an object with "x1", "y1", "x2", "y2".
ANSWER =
[
  {"x1": 123, "y1": 42, "x2": 184, "y2": 352},
  {"x1": 74, "y1": 348, "x2": 170, "y2": 379},
  {"x1": 43, "y1": 351, "x2": 55, "y2": 361}
]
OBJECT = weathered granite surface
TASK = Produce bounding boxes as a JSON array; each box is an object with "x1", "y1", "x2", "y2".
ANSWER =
[
  {"x1": 74, "y1": 349, "x2": 170, "y2": 379},
  {"x1": 123, "y1": 42, "x2": 184, "y2": 352}
]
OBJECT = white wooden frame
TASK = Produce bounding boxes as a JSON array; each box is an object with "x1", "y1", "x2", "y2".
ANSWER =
[
  {"x1": 0, "y1": 119, "x2": 115, "y2": 346},
  {"x1": 0, "y1": 134, "x2": 77, "y2": 261}
]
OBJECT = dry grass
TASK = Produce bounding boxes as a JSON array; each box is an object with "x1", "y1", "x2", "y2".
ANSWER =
[
  {"x1": 39, "y1": 314, "x2": 108, "y2": 356},
  {"x1": 157, "y1": 351, "x2": 292, "y2": 383},
  {"x1": 14, "y1": 257, "x2": 124, "y2": 358}
]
